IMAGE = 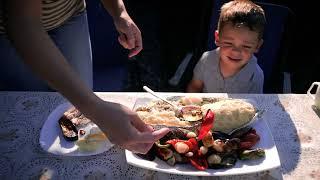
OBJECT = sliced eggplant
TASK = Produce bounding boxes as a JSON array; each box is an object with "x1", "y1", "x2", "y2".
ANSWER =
[
  {"x1": 155, "y1": 140, "x2": 170, "y2": 148},
  {"x1": 136, "y1": 145, "x2": 156, "y2": 161},
  {"x1": 239, "y1": 148, "x2": 265, "y2": 160},
  {"x1": 212, "y1": 131, "x2": 231, "y2": 140},
  {"x1": 166, "y1": 156, "x2": 176, "y2": 166},
  {"x1": 156, "y1": 148, "x2": 173, "y2": 161},
  {"x1": 58, "y1": 115, "x2": 78, "y2": 141}
]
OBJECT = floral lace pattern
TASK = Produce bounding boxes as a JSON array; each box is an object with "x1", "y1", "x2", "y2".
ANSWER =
[{"x1": 1, "y1": 92, "x2": 319, "y2": 180}]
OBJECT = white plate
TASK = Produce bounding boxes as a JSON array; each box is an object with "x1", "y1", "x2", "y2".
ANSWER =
[
  {"x1": 125, "y1": 97, "x2": 280, "y2": 176},
  {"x1": 39, "y1": 102, "x2": 114, "y2": 156}
]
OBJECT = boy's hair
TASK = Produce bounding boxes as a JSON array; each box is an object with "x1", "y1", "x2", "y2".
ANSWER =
[{"x1": 217, "y1": 0, "x2": 266, "y2": 39}]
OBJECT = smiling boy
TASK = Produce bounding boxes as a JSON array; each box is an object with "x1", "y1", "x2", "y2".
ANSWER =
[{"x1": 187, "y1": 0, "x2": 266, "y2": 93}]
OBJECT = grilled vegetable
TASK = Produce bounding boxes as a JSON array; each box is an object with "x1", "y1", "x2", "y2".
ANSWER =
[
  {"x1": 239, "y1": 148, "x2": 265, "y2": 160},
  {"x1": 136, "y1": 145, "x2": 157, "y2": 161},
  {"x1": 157, "y1": 148, "x2": 174, "y2": 161},
  {"x1": 239, "y1": 129, "x2": 260, "y2": 149},
  {"x1": 201, "y1": 131, "x2": 214, "y2": 147},
  {"x1": 166, "y1": 138, "x2": 198, "y2": 154},
  {"x1": 220, "y1": 154, "x2": 237, "y2": 168},
  {"x1": 223, "y1": 138, "x2": 240, "y2": 152},
  {"x1": 212, "y1": 131, "x2": 231, "y2": 140},
  {"x1": 173, "y1": 151, "x2": 188, "y2": 163},
  {"x1": 190, "y1": 156, "x2": 208, "y2": 171},
  {"x1": 198, "y1": 110, "x2": 215, "y2": 140},
  {"x1": 207, "y1": 154, "x2": 222, "y2": 165},
  {"x1": 155, "y1": 140, "x2": 170, "y2": 148},
  {"x1": 208, "y1": 154, "x2": 237, "y2": 169},
  {"x1": 166, "y1": 156, "x2": 176, "y2": 166},
  {"x1": 58, "y1": 116, "x2": 78, "y2": 141}
]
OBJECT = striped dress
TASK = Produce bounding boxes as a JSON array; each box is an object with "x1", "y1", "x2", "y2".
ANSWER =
[{"x1": 0, "y1": 0, "x2": 85, "y2": 34}]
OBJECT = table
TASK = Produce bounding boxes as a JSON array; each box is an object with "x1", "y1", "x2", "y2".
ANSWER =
[{"x1": 1, "y1": 92, "x2": 320, "y2": 179}]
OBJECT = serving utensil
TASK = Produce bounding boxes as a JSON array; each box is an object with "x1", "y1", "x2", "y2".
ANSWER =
[{"x1": 143, "y1": 86, "x2": 180, "y2": 110}]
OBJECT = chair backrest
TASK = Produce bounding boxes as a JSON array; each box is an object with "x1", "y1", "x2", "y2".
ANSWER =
[{"x1": 207, "y1": 0, "x2": 295, "y2": 93}]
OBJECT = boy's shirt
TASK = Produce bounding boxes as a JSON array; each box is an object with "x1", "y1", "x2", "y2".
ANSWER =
[{"x1": 193, "y1": 48, "x2": 264, "y2": 93}]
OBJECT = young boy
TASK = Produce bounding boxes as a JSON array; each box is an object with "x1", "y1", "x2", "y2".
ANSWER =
[{"x1": 187, "y1": 0, "x2": 266, "y2": 93}]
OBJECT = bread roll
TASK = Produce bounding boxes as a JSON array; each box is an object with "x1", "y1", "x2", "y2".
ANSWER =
[{"x1": 201, "y1": 99, "x2": 256, "y2": 133}]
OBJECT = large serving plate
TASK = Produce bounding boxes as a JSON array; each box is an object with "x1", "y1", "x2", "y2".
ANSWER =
[
  {"x1": 125, "y1": 97, "x2": 280, "y2": 176},
  {"x1": 39, "y1": 102, "x2": 114, "y2": 156}
]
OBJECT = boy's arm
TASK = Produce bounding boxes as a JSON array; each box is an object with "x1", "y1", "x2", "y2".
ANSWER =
[
  {"x1": 100, "y1": 0, "x2": 142, "y2": 58},
  {"x1": 248, "y1": 71, "x2": 264, "y2": 93},
  {"x1": 187, "y1": 79, "x2": 204, "y2": 93},
  {"x1": 187, "y1": 51, "x2": 209, "y2": 93}
]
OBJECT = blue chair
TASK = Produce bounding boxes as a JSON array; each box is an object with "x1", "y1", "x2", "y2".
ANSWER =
[
  {"x1": 86, "y1": 0, "x2": 128, "y2": 91},
  {"x1": 207, "y1": 1, "x2": 295, "y2": 93}
]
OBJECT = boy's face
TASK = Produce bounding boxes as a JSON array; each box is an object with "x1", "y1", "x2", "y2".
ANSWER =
[{"x1": 215, "y1": 23, "x2": 263, "y2": 70}]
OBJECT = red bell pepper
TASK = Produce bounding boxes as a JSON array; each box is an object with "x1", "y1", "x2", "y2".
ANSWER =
[
  {"x1": 188, "y1": 138, "x2": 198, "y2": 152},
  {"x1": 166, "y1": 138, "x2": 208, "y2": 170},
  {"x1": 166, "y1": 138, "x2": 198, "y2": 153},
  {"x1": 198, "y1": 109, "x2": 215, "y2": 140},
  {"x1": 189, "y1": 156, "x2": 208, "y2": 170}
]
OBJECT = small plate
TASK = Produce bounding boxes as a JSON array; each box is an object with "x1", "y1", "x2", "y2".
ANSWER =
[{"x1": 39, "y1": 102, "x2": 114, "y2": 156}]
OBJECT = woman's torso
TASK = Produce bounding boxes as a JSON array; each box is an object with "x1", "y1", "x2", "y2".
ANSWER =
[{"x1": 0, "y1": 0, "x2": 85, "y2": 34}]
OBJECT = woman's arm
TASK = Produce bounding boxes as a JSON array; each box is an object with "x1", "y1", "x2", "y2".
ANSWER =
[
  {"x1": 4, "y1": 0, "x2": 168, "y2": 154},
  {"x1": 100, "y1": 0, "x2": 126, "y2": 18},
  {"x1": 5, "y1": 0, "x2": 98, "y2": 107},
  {"x1": 100, "y1": 0, "x2": 142, "y2": 57}
]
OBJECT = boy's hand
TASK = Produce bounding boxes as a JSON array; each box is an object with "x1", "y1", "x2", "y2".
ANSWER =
[{"x1": 187, "y1": 79, "x2": 204, "y2": 93}]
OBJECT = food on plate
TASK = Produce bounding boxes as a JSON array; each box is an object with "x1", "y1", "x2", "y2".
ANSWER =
[
  {"x1": 133, "y1": 96, "x2": 263, "y2": 171},
  {"x1": 76, "y1": 127, "x2": 108, "y2": 152},
  {"x1": 201, "y1": 99, "x2": 256, "y2": 133},
  {"x1": 136, "y1": 110, "x2": 193, "y2": 127},
  {"x1": 58, "y1": 116, "x2": 78, "y2": 141},
  {"x1": 135, "y1": 101, "x2": 202, "y2": 128},
  {"x1": 180, "y1": 105, "x2": 203, "y2": 122},
  {"x1": 136, "y1": 126, "x2": 265, "y2": 171},
  {"x1": 180, "y1": 96, "x2": 203, "y2": 105},
  {"x1": 135, "y1": 97, "x2": 257, "y2": 133},
  {"x1": 58, "y1": 106, "x2": 92, "y2": 142},
  {"x1": 57, "y1": 106, "x2": 110, "y2": 152},
  {"x1": 63, "y1": 107, "x2": 91, "y2": 128},
  {"x1": 239, "y1": 148, "x2": 265, "y2": 160}
]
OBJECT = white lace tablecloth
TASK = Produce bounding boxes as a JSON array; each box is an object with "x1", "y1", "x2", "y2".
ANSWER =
[{"x1": 1, "y1": 92, "x2": 320, "y2": 180}]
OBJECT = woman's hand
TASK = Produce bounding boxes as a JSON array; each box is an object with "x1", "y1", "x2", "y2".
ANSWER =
[
  {"x1": 100, "y1": 0, "x2": 142, "y2": 57},
  {"x1": 81, "y1": 99, "x2": 170, "y2": 154},
  {"x1": 113, "y1": 13, "x2": 143, "y2": 58}
]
